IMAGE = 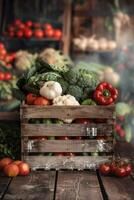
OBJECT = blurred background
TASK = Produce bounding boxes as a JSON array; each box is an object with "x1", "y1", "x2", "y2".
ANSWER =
[{"x1": 0, "y1": 0, "x2": 133, "y2": 159}]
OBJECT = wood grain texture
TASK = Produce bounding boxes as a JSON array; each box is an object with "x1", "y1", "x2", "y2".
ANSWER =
[
  {"x1": 21, "y1": 105, "x2": 115, "y2": 119},
  {"x1": 24, "y1": 139, "x2": 113, "y2": 153},
  {"x1": 56, "y1": 171, "x2": 103, "y2": 200},
  {"x1": 3, "y1": 171, "x2": 56, "y2": 200},
  {"x1": 0, "y1": 174, "x2": 11, "y2": 199},
  {"x1": 100, "y1": 175, "x2": 134, "y2": 200},
  {"x1": 24, "y1": 156, "x2": 112, "y2": 170},
  {"x1": 22, "y1": 123, "x2": 113, "y2": 136}
]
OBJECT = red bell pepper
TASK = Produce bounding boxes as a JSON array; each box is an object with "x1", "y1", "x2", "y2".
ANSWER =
[{"x1": 93, "y1": 82, "x2": 118, "y2": 105}]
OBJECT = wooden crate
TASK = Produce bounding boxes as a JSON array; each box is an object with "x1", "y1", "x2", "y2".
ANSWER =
[{"x1": 20, "y1": 104, "x2": 116, "y2": 170}]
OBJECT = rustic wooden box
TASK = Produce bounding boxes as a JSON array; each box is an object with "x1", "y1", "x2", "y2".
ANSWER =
[{"x1": 20, "y1": 104, "x2": 115, "y2": 170}]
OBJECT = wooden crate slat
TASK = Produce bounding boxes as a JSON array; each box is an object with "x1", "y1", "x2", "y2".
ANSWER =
[
  {"x1": 21, "y1": 105, "x2": 115, "y2": 119},
  {"x1": 56, "y1": 171, "x2": 103, "y2": 200},
  {"x1": 23, "y1": 139, "x2": 113, "y2": 153},
  {"x1": 21, "y1": 123, "x2": 113, "y2": 136},
  {"x1": 24, "y1": 156, "x2": 112, "y2": 170}
]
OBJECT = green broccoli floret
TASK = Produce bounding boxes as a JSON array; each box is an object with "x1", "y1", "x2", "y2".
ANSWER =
[
  {"x1": 63, "y1": 69, "x2": 79, "y2": 85},
  {"x1": 68, "y1": 85, "x2": 83, "y2": 101}
]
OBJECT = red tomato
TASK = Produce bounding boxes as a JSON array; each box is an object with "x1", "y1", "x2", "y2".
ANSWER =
[
  {"x1": 34, "y1": 29, "x2": 44, "y2": 39},
  {"x1": 99, "y1": 164, "x2": 111, "y2": 175},
  {"x1": 0, "y1": 43, "x2": 5, "y2": 49},
  {"x1": 0, "y1": 48, "x2": 7, "y2": 56},
  {"x1": 125, "y1": 164, "x2": 132, "y2": 176},
  {"x1": 8, "y1": 53, "x2": 16, "y2": 62},
  {"x1": 45, "y1": 28, "x2": 54, "y2": 38},
  {"x1": 24, "y1": 29, "x2": 33, "y2": 39},
  {"x1": 0, "y1": 72, "x2": 5, "y2": 80},
  {"x1": 9, "y1": 31, "x2": 15, "y2": 38},
  {"x1": 115, "y1": 124, "x2": 121, "y2": 131},
  {"x1": 14, "y1": 19, "x2": 22, "y2": 26},
  {"x1": 54, "y1": 29, "x2": 62, "y2": 39},
  {"x1": 25, "y1": 20, "x2": 33, "y2": 27},
  {"x1": 110, "y1": 162, "x2": 117, "y2": 174},
  {"x1": 26, "y1": 93, "x2": 37, "y2": 105},
  {"x1": 34, "y1": 97, "x2": 50, "y2": 106},
  {"x1": 115, "y1": 167, "x2": 126, "y2": 177},
  {"x1": 75, "y1": 118, "x2": 90, "y2": 124},
  {"x1": 16, "y1": 30, "x2": 23, "y2": 38},
  {"x1": 19, "y1": 23, "x2": 25, "y2": 30},
  {"x1": 44, "y1": 23, "x2": 52, "y2": 30},
  {"x1": 4, "y1": 72, "x2": 12, "y2": 80}
]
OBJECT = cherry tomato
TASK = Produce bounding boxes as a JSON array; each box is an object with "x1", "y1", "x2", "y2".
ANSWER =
[
  {"x1": 0, "y1": 43, "x2": 5, "y2": 49},
  {"x1": 45, "y1": 28, "x2": 54, "y2": 38},
  {"x1": 44, "y1": 23, "x2": 52, "y2": 30},
  {"x1": 0, "y1": 72, "x2": 5, "y2": 80},
  {"x1": 34, "y1": 29, "x2": 44, "y2": 39},
  {"x1": 125, "y1": 164, "x2": 132, "y2": 176},
  {"x1": 115, "y1": 124, "x2": 121, "y2": 131},
  {"x1": 16, "y1": 30, "x2": 23, "y2": 38},
  {"x1": 14, "y1": 19, "x2": 22, "y2": 26},
  {"x1": 115, "y1": 167, "x2": 126, "y2": 177},
  {"x1": 99, "y1": 164, "x2": 111, "y2": 175},
  {"x1": 26, "y1": 93, "x2": 37, "y2": 105},
  {"x1": 25, "y1": 20, "x2": 33, "y2": 27},
  {"x1": 110, "y1": 162, "x2": 117, "y2": 174},
  {"x1": 54, "y1": 29, "x2": 62, "y2": 39},
  {"x1": 4, "y1": 72, "x2": 12, "y2": 80},
  {"x1": 9, "y1": 31, "x2": 15, "y2": 38},
  {"x1": 0, "y1": 48, "x2": 7, "y2": 56},
  {"x1": 19, "y1": 23, "x2": 25, "y2": 30},
  {"x1": 75, "y1": 118, "x2": 90, "y2": 124},
  {"x1": 24, "y1": 29, "x2": 33, "y2": 39}
]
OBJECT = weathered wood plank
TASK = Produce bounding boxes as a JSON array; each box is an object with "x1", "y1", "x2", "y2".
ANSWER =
[
  {"x1": 0, "y1": 174, "x2": 11, "y2": 199},
  {"x1": 56, "y1": 171, "x2": 103, "y2": 200},
  {"x1": 100, "y1": 174, "x2": 134, "y2": 200},
  {"x1": 24, "y1": 156, "x2": 112, "y2": 170},
  {"x1": 24, "y1": 139, "x2": 113, "y2": 153},
  {"x1": 22, "y1": 123, "x2": 113, "y2": 136},
  {"x1": 3, "y1": 171, "x2": 56, "y2": 200},
  {"x1": 0, "y1": 111, "x2": 20, "y2": 121},
  {"x1": 21, "y1": 105, "x2": 115, "y2": 119}
]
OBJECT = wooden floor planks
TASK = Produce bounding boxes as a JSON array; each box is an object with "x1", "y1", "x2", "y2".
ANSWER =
[
  {"x1": 0, "y1": 175, "x2": 11, "y2": 199},
  {"x1": 100, "y1": 174, "x2": 134, "y2": 200},
  {"x1": 55, "y1": 171, "x2": 103, "y2": 200},
  {"x1": 3, "y1": 171, "x2": 56, "y2": 200}
]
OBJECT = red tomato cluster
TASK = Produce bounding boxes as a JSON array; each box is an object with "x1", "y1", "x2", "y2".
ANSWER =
[
  {"x1": 0, "y1": 71, "x2": 12, "y2": 81},
  {"x1": 99, "y1": 160, "x2": 132, "y2": 178},
  {"x1": 3, "y1": 19, "x2": 62, "y2": 40},
  {"x1": 0, "y1": 42, "x2": 16, "y2": 68}
]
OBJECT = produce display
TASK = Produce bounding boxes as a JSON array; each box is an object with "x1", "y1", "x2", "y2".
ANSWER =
[
  {"x1": 3, "y1": 19, "x2": 62, "y2": 40},
  {"x1": 0, "y1": 157, "x2": 30, "y2": 177},
  {"x1": 99, "y1": 158, "x2": 132, "y2": 178},
  {"x1": 16, "y1": 57, "x2": 118, "y2": 106},
  {"x1": 73, "y1": 35, "x2": 117, "y2": 52}
]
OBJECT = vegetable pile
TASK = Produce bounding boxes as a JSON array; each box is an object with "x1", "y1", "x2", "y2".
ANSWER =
[
  {"x1": 3, "y1": 19, "x2": 62, "y2": 40},
  {"x1": 17, "y1": 58, "x2": 118, "y2": 109}
]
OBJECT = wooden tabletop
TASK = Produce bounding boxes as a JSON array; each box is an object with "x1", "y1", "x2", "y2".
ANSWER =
[{"x1": 0, "y1": 170, "x2": 134, "y2": 200}]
